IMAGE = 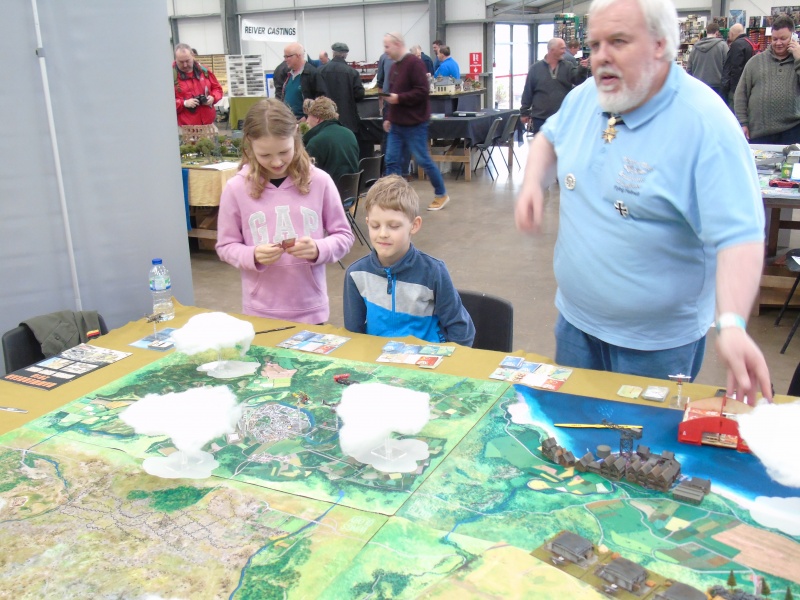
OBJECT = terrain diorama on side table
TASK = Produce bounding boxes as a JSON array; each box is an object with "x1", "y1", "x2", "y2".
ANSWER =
[{"x1": 179, "y1": 128, "x2": 243, "y2": 246}]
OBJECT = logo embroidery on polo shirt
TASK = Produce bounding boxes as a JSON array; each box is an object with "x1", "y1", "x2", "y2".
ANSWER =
[{"x1": 614, "y1": 157, "x2": 653, "y2": 197}]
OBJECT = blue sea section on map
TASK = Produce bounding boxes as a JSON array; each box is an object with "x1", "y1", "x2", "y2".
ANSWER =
[{"x1": 515, "y1": 385, "x2": 798, "y2": 502}]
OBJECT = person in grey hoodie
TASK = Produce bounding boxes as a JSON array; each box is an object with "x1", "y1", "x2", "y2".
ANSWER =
[{"x1": 686, "y1": 23, "x2": 728, "y2": 101}]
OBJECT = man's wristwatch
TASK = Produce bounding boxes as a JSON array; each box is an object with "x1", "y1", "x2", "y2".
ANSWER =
[{"x1": 716, "y1": 312, "x2": 746, "y2": 333}]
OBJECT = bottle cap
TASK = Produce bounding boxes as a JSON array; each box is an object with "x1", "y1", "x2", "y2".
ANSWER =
[{"x1": 152, "y1": 258, "x2": 163, "y2": 265}]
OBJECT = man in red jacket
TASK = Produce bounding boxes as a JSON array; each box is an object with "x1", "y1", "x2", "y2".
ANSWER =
[{"x1": 173, "y1": 43, "x2": 223, "y2": 126}]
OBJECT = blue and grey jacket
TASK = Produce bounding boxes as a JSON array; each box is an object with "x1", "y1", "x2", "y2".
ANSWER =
[{"x1": 343, "y1": 244, "x2": 475, "y2": 346}]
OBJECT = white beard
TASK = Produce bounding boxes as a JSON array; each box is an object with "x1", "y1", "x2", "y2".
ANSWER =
[{"x1": 595, "y1": 67, "x2": 657, "y2": 114}]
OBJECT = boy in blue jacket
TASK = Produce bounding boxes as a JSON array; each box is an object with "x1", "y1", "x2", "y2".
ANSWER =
[{"x1": 343, "y1": 175, "x2": 475, "y2": 346}]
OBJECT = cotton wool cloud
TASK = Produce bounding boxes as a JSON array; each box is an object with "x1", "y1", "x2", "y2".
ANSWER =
[
  {"x1": 337, "y1": 383, "x2": 430, "y2": 458},
  {"x1": 120, "y1": 385, "x2": 242, "y2": 453},
  {"x1": 737, "y1": 400, "x2": 800, "y2": 488},
  {"x1": 171, "y1": 312, "x2": 255, "y2": 356}
]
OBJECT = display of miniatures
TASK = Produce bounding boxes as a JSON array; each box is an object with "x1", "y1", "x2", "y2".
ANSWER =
[{"x1": 180, "y1": 134, "x2": 242, "y2": 165}]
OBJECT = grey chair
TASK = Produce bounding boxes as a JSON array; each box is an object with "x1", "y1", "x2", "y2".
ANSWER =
[
  {"x1": 3, "y1": 314, "x2": 108, "y2": 373},
  {"x1": 774, "y1": 248, "x2": 800, "y2": 353},
  {"x1": 355, "y1": 155, "x2": 383, "y2": 218},
  {"x1": 336, "y1": 170, "x2": 371, "y2": 249},
  {"x1": 458, "y1": 289, "x2": 514, "y2": 352},
  {"x1": 496, "y1": 114, "x2": 522, "y2": 171},
  {"x1": 472, "y1": 118, "x2": 504, "y2": 180}
]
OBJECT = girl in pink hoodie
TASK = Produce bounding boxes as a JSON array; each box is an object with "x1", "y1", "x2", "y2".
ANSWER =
[{"x1": 216, "y1": 99, "x2": 354, "y2": 323}]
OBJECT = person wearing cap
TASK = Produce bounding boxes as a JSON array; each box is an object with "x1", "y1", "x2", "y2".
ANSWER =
[{"x1": 318, "y1": 42, "x2": 365, "y2": 135}]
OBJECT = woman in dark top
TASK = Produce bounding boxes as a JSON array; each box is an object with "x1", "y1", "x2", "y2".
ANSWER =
[{"x1": 301, "y1": 97, "x2": 359, "y2": 185}]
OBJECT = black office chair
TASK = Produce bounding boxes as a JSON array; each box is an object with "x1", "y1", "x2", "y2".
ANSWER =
[
  {"x1": 336, "y1": 170, "x2": 371, "y2": 249},
  {"x1": 496, "y1": 114, "x2": 522, "y2": 171},
  {"x1": 458, "y1": 289, "x2": 514, "y2": 352},
  {"x1": 2, "y1": 314, "x2": 108, "y2": 373},
  {"x1": 356, "y1": 155, "x2": 383, "y2": 218},
  {"x1": 472, "y1": 118, "x2": 504, "y2": 180}
]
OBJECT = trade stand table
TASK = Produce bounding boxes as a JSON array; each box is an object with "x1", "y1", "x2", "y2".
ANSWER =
[
  {"x1": 428, "y1": 89, "x2": 485, "y2": 115},
  {"x1": 1, "y1": 302, "x2": 797, "y2": 598},
  {"x1": 752, "y1": 144, "x2": 800, "y2": 310},
  {"x1": 181, "y1": 161, "x2": 239, "y2": 243},
  {"x1": 229, "y1": 96, "x2": 265, "y2": 130}
]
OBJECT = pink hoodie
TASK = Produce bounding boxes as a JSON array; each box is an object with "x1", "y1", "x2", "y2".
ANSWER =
[{"x1": 216, "y1": 164, "x2": 354, "y2": 323}]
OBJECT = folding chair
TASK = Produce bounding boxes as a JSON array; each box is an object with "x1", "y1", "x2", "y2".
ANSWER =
[
  {"x1": 496, "y1": 114, "x2": 522, "y2": 171},
  {"x1": 355, "y1": 155, "x2": 383, "y2": 218},
  {"x1": 788, "y1": 361, "x2": 800, "y2": 396},
  {"x1": 336, "y1": 170, "x2": 371, "y2": 250},
  {"x1": 3, "y1": 313, "x2": 108, "y2": 373},
  {"x1": 457, "y1": 289, "x2": 514, "y2": 352},
  {"x1": 472, "y1": 118, "x2": 504, "y2": 180},
  {"x1": 774, "y1": 248, "x2": 800, "y2": 353}
]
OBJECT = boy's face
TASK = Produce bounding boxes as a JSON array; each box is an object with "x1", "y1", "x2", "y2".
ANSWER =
[{"x1": 366, "y1": 206, "x2": 421, "y2": 267}]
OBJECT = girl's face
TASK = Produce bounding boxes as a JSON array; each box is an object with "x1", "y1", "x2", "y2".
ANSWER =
[{"x1": 249, "y1": 135, "x2": 295, "y2": 179}]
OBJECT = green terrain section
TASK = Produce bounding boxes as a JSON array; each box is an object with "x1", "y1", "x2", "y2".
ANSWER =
[
  {"x1": 397, "y1": 388, "x2": 800, "y2": 594},
  {"x1": 1, "y1": 349, "x2": 798, "y2": 598},
  {"x1": 0, "y1": 435, "x2": 385, "y2": 600},
  {"x1": 18, "y1": 347, "x2": 508, "y2": 514},
  {"x1": 124, "y1": 486, "x2": 215, "y2": 512},
  {"x1": 149, "y1": 485, "x2": 215, "y2": 512}
]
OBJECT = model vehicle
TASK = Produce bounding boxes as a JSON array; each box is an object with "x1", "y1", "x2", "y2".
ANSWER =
[{"x1": 768, "y1": 178, "x2": 800, "y2": 188}]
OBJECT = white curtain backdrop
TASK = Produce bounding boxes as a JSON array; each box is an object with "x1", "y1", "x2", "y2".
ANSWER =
[{"x1": 0, "y1": 0, "x2": 194, "y2": 373}]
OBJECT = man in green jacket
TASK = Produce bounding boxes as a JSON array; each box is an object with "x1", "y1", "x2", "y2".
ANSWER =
[{"x1": 302, "y1": 97, "x2": 359, "y2": 185}]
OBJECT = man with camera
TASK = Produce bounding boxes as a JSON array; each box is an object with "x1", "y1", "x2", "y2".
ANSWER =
[{"x1": 173, "y1": 43, "x2": 223, "y2": 126}]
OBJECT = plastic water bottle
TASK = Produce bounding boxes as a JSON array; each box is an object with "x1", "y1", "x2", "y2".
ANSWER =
[{"x1": 149, "y1": 258, "x2": 174, "y2": 321}]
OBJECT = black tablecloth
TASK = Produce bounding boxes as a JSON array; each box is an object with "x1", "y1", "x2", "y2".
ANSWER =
[{"x1": 358, "y1": 109, "x2": 521, "y2": 147}]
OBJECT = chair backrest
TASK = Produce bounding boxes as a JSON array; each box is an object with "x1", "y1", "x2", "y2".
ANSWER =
[
  {"x1": 458, "y1": 289, "x2": 514, "y2": 352},
  {"x1": 499, "y1": 114, "x2": 520, "y2": 144},
  {"x1": 358, "y1": 155, "x2": 383, "y2": 196},
  {"x1": 336, "y1": 170, "x2": 363, "y2": 209},
  {"x1": 481, "y1": 117, "x2": 504, "y2": 146},
  {"x1": 788, "y1": 361, "x2": 800, "y2": 396},
  {"x1": 2, "y1": 325, "x2": 44, "y2": 373},
  {"x1": 2, "y1": 314, "x2": 108, "y2": 373}
]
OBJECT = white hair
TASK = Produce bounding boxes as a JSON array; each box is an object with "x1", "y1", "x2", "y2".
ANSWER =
[{"x1": 588, "y1": 0, "x2": 678, "y2": 62}]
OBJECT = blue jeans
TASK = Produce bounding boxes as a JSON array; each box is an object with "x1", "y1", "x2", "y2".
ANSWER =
[
  {"x1": 554, "y1": 314, "x2": 706, "y2": 381},
  {"x1": 386, "y1": 122, "x2": 446, "y2": 197}
]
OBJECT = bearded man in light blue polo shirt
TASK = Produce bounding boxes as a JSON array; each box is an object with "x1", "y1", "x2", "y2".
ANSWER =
[{"x1": 514, "y1": 0, "x2": 772, "y2": 403}]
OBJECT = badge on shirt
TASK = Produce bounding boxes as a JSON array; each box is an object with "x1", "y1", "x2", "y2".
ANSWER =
[
  {"x1": 603, "y1": 115, "x2": 623, "y2": 143},
  {"x1": 564, "y1": 173, "x2": 576, "y2": 190}
]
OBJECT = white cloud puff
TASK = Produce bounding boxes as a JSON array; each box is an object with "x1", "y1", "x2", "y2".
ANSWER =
[
  {"x1": 337, "y1": 383, "x2": 430, "y2": 459},
  {"x1": 121, "y1": 386, "x2": 242, "y2": 452},
  {"x1": 737, "y1": 401, "x2": 800, "y2": 488},
  {"x1": 171, "y1": 312, "x2": 255, "y2": 356},
  {"x1": 749, "y1": 496, "x2": 800, "y2": 536}
]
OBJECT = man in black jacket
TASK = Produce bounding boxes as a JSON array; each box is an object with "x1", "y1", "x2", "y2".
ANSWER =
[
  {"x1": 272, "y1": 61, "x2": 289, "y2": 100},
  {"x1": 319, "y1": 42, "x2": 365, "y2": 134},
  {"x1": 281, "y1": 43, "x2": 328, "y2": 119},
  {"x1": 721, "y1": 23, "x2": 755, "y2": 110}
]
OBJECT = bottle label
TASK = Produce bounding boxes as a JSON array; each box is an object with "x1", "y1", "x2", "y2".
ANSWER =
[{"x1": 150, "y1": 275, "x2": 171, "y2": 291}]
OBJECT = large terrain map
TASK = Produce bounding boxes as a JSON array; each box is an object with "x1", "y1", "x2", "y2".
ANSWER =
[{"x1": 1, "y1": 347, "x2": 798, "y2": 598}]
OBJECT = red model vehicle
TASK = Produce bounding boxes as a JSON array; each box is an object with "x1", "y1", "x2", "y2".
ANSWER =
[{"x1": 769, "y1": 178, "x2": 800, "y2": 188}]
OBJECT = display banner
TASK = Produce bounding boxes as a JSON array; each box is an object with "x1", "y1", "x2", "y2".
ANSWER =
[{"x1": 241, "y1": 18, "x2": 297, "y2": 42}]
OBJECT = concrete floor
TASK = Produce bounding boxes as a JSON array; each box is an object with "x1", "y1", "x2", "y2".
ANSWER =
[{"x1": 190, "y1": 140, "x2": 800, "y2": 395}]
